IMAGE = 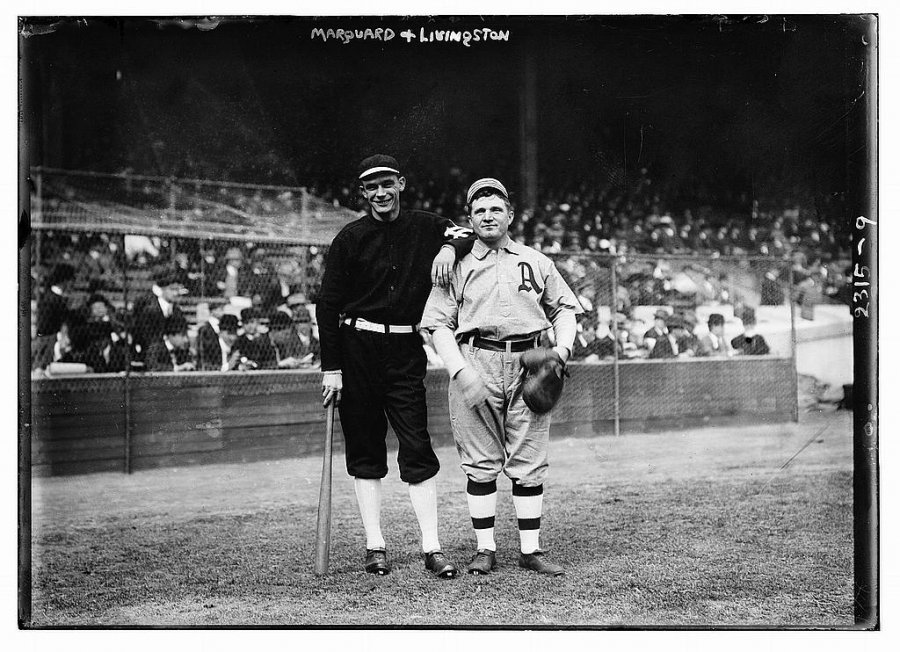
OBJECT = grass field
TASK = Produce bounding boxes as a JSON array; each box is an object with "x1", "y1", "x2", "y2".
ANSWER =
[{"x1": 28, "y1": 409, "x2": 853, "y2": 628}]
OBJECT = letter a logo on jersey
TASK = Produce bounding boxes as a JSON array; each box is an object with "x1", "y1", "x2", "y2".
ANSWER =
[{"x1": 517, "y1": 262, "x2": 543, "y2": 294}]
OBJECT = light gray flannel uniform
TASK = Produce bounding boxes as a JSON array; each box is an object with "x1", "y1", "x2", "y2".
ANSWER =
[{"x1": 421, "y1": 238, "x2": 582, "y2": 485}]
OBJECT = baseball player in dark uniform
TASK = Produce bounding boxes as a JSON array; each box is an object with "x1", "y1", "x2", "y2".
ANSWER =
[
  {"x1": 317, "y1": 154, "x2": 474, "y2": 578},
  {"x1": 421, "y1": 178, "x2": 582, "y2": 576}
]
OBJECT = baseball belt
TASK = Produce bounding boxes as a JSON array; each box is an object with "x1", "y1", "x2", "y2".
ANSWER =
[
  {"x1": 463, "y1": 334, "x2": 541, "y2": 353},
  {"x1": 342, "y1": 317, "x2": 417, "y2": 334}
]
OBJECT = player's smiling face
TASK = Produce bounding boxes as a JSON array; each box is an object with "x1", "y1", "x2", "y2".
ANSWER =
[
  {"x1": 469, "y1": 194, "x2": 513, "y2": 245},
  {"x1": 360, "y1": 173, "x2": 405, "y2": 220}
]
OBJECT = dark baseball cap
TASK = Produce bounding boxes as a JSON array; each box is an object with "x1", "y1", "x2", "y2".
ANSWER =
[
  {"x1": 466, "y1": 178, "x2": 509, "y2": 205},
  {"x1": 358, "y1": 154, "x2": 400, "y2": 180},
  {"x1": 219, "y1": 314, "x2": 240, "y2": 332}
]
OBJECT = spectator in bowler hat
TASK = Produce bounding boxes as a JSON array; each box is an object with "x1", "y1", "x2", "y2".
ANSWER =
[
  {"x1": 697, "y1": 313, "x2": 731, "y2": 358},
  {"x1": 145, "y1": 314, "x2": 195, "y2": 372},
  {"x1": 32, "y1": 263, "x2": 77, "y2": 370},
  {"x1": 731, "y1": 307, "x2": 770, "y2": 356},
  {"x1": 232, "y1": 307, "x2": 278, "y2": 370},
  {"x1": 644, "y1": 308, "x2": 676, "y2": 359},
  {"x1": 131, "y1": 266, "x2": 187, "y2": 365},
  {"x1": 198, "y1": 313, "x2": 241, "y2": 371}
]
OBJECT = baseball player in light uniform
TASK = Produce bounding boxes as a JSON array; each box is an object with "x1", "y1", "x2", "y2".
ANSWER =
[
  {"x1": 317, "y1": 155, "x2": 474, "y2": 578},
  {"x1": 421, "y1": 178, "x2": 582, "y2": 576}
]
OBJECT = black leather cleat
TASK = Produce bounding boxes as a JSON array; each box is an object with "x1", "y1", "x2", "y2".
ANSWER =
[
  {"x1": 466, "y1": 549, "x2": 497, "y2": 575},
  {"x1": 424, "y1": 551, "x2": 459, "y2": 579},
  {"x1": 518, "y1": 551, "x2": 565, "y2": 576},
  {"x1": 364, "y1": 549, "x2": 390, "y2": 575}
]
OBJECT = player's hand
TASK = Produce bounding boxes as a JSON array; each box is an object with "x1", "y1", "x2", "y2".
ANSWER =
[
  {"x1": 551, "y1": 345, "x2": 570, "y2": 364},
  {"x1": 322, "y1": 371, "x2": 343, "y2": 407},
  {"x1": 453, "y1": 365, "x2": 490, "y2": 407},
  {"x1": 431, "y1": 245, "x2": 455, "y2": 287}
]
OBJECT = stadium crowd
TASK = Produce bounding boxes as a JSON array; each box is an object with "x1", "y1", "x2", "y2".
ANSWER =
[{"x1": 30, "y1": 168, "x2": 851, "y2": 376}]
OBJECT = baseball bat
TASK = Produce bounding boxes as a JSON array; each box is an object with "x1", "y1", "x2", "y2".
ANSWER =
[{"x1": 314, "y1": 400, "x2": 335, "y2": 576}]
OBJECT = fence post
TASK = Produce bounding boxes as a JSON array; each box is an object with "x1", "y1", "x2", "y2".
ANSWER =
[
  {"x1": 787, "y1": 261, "x2": 799, "y2": 422},
  {"x1": 610, "y1": 254, "x2": 621, "y2": 437},
  {"x1": 34, "y1": 168, "x2": 43, "y2": 292},
  {"x1": 121, "y1": 233, "x2": 133, "y2": 473}
]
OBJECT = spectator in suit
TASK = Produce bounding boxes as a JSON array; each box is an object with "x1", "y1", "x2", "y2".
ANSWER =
[
  {"x1": 594, "y1": 313, "x2": 631, "y2": 361},
  {"x1": 69, "y1": 293, "x2": 130, "y2": 372},
  {"x1": 289, "y1": 304, "x2": 319, "y2": 367},
  {"x1": 571, "y1": 313, "x2": 603, "y2": 362},
  {"x1": 213, "y1": 246, "x2": 256, "y2": 300},
  {"x1": 131, "y1": 267, "x2": 187, "y2": 365},
  {"x1": 145, "y1": 315, "x2": 195, "y2": 372},
  {"x1": 260, "y1": 259, "x2": 302, "y2": 315},
  {"x1": 196, "y1": 309, "x2": 222, "y2": 371},
  {"x1": 32, "y1": 263, "x2": 77, "y2": 370},
  {"x1": 197, "y1": 313, "x2": 241, "y2": 371},
  {"x1": 284, "y1": 291, "x2": 310, "y2": 321},
  {"x1": 269, "y1": 309, "x2": 320, "y2": 369},
  {"x1": 232, "y1": 307, "x2": 277, "y2": 370},
  {"x1": 644, "y1": 308, "x2": 676, "y2": 359},
  {"x1": 246, "y1": 249, "x2": 279, "y2": 311},
  {"x1": 668, "y1": 315, "x2": 697, "y2": 358},
  {"x1": 697, "y1": 313, "x2": 732, "y2": 358},
  {"x1": 731, "y1": 307, "x2": 770, "y2": 356}
]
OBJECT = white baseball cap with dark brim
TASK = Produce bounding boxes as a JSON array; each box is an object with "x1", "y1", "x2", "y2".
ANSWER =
[
  {"x1": 466, "y1": 178, "x2": 509, "y2": 205},
  {"x1": 358, "y1": 154, "x2": 401, "y2": 180}
]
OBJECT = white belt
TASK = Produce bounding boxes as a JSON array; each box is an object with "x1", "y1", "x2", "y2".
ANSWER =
[{"x1": 342, "y1": 317, "x2": 417, "y2": 334}]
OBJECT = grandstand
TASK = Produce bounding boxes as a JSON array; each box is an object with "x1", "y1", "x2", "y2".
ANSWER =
[
  {"x1": 33, "y1": 167, "x2": 361, "y2": 245},
  {"x1": 23, "y1": 15, "x2": 867, "y2": 476}
]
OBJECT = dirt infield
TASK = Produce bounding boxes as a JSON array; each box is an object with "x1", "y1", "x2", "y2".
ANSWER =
[{"x1": 28, "y1": 409, "x2": 853, "y2": 627}]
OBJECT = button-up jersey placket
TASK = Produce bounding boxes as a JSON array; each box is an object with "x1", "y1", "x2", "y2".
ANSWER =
[
  {"x1": 497, "y1": 248, "x2": 511, "y2": 323},
  {"x1": 387, "y1": 221, "x2": 396, "y2": 307},
  {"x1": 496, "y1": 248, "x2": 517, "y2": 399}
]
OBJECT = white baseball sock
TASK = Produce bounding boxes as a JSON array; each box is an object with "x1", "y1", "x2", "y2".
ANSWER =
[
  {"x1": 408, "y1": 476, "x2": 441, "y2": 553},
  {"x1": 466, "y1": 478, "x2": 498, "y2": 552},
  {"x1": 512, "y1": 481, "x2": 544, "y2": 554},
  {"x1": 354, "y1": 478, "x2": 386, "y2": 551}
]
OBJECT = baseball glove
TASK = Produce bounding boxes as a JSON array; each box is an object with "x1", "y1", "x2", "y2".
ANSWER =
[{"x1": 519, "y1": 348, "x2": 568, "y2": 414}]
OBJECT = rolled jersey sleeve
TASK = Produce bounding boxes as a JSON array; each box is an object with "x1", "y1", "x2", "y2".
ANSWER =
[
  {"x1": 421, "y1": 280, "x2": 470, "y2": 378},
  {"x1": 316, "y1": 235, "x2": 348, "y2": 372},
  {"x1": 420, "y1": 282, "x2": 459, "y2": 334},
  {"x1": 542, "y1": 262, "x2": 583, "y2": 353}
]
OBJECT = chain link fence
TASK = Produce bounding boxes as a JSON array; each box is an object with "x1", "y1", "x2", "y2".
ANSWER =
[
  {"x1": 547, "y1": 252, "x2": 799, "y2": 434},
  {"x1": 30, "y1": 169, "x2": 343, "y2": 377},
  {"x1": 29, "y1": 169, "x2": 345, "y2": 473},
  {"x1": 29, "y1": 169, "x2": 809, "y2": 473},
  {"x1": 550, "y1": 251, "x2": 796, "y2": 360}
]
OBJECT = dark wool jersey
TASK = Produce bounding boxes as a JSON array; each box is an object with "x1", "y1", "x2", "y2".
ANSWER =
[{"x1": 317, "y1": 209, "x2": 472, "y2": 371}]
